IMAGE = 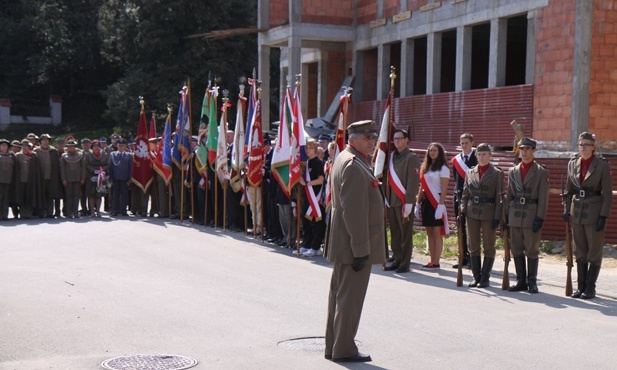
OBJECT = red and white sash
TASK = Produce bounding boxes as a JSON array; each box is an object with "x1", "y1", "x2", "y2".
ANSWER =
[
  {"x1": 420, "y1": 172, "x2": 449, "y2": 235},
  {"x1": 451, "y1": 155, "x2": 469, "y2": 179},
  {"x1": 388, "y1": 155, "x2": 407, "y2": 217},
  {"x1": 304, "y1": 166, "x2": 323, "y2": 221}
]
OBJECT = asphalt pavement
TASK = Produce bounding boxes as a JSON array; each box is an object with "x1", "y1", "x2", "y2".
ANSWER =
[{"x1": 1, "y1": 216, "x2": 616, "y2": 369}]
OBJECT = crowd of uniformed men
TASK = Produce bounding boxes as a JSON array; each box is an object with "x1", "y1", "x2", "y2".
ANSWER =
[{"x1": 0, "y1": 128, "x2": 612, "y2": 299}]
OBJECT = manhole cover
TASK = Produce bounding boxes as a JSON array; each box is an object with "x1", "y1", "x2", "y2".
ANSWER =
[
  {"x1": 101, "y1": 354, "x2": 198, "y2": 370},
  {"x1": 278, "y1": 336, "x2": 361, "y2": 352}
]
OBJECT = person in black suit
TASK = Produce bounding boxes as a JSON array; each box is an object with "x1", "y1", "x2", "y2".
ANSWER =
[{"x1": 452, "y1": 133, "x2": 477, "y2": 268}]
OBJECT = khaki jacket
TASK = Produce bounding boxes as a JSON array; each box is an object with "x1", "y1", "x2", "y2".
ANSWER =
[
  {"x1": 507, "y1": 161, "x2": 549, "y2": 228},
  {"x1": 461, "y1": 164, "x2": 504, "y2": 221},
  {"x1": 566, "y1": 155, "x2": 612, "y2": 225},
  {"x1": 324, "y1": 146, "x2": 386, "y2": 265},
  {"x1": 388, "y1": 147, "x2": 421, "y2": 207},
  {"x1": 60, "y1": 151, "x2": 85, "y2": 182}
]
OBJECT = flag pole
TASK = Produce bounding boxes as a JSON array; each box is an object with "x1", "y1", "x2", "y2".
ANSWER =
[
  {"x1": 222, "y1": 91, "x2": 229, "y2": 232},
  {"x1": 243, "y1": 186, "x2": 248, "y2": 235},
  {"x1": 382, "y1": 66, "x2": 396, "y2": 269},
  {"x1": 296, "y1": 184, "x2": 301, "y2": 255},
  {"x1": 215, "y1": 174, "x2": 218, "y2": 228},
  {"x1": 187, "y1": 81, "x2": 195, "y2": 223},
  {"x1": 204, "y1": 174, "x2": 209, "y2": 226}
]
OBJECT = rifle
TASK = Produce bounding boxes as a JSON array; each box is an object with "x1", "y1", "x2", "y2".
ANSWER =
[
  {"x1": 456, "y1": 216, "x2": 464, "y2": 287},
  {"x1": 562, "y1": 175, "x2": 573, "y2": 296},
  {"x1": 501, "y1": 192, "x2": 510, "y2": 290}
]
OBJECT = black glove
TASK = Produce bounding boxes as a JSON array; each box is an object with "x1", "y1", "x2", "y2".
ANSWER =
[
  {"x1": 457, "y1": 213, "x2": 466, "y2": 227},
  {"x1": 491, "y1": 219, "x2": 500, "y2": 230},
  {"x1": 532, "y1": 217, "x2": 544, "y2": 233},
  {"x1": 596, "y1": 216, "x2": 607, "y2": 232},
  {"x1": 562, "y1": 212, "x2": 570, "y2": 222},
  {"x1": 352, "y1": 255, "x2": 369, "y2": 272}
]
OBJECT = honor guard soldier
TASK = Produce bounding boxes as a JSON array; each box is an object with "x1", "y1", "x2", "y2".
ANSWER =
[
  {"x1": 15, "y1": 139, "x2": 43, "y2": 219},
  {"x1": 565, "y1": 132, "x2": 612, "y2": 299},
  {"x1": 506, "y1": 138, "x2": 549, "y2": 294},
  {"x1": 34, "y1": 134, "x2": 61, "y2": 218},
  {"x1": 452, "y1": 133, "x2": 478, "y2": 268},
  {"x1": 460, "y1": 143, "x2": 504, "y2": 287},
  {"x1": 384, "y1": 129, "x2": 421, "y2": 273},
  {"x1": 0, "y1": 139, "x2": 16, "y2": 220},
  {"x1": 60, "y1": 139, "x2": 85, "y2": 218},
  {"x1": 324, "y1": 120, "x2": 385, "y2": 363},
  {"x1": 108, "y1": 138, "x2": 133, "y2": 216}
]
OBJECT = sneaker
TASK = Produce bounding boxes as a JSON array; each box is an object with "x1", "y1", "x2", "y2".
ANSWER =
[
  {"x1": 303, "y1": 249, "x2": 316, "y2": 257},
  {"x1": 314, "y1": 249, "x2": 322, "y2": 256},
  {"x1": 293, "y1": 247, "x2": 310, "y2": 255},
  {"x1": 422, "y1": 262, "x2": 440, "y2": 269}
]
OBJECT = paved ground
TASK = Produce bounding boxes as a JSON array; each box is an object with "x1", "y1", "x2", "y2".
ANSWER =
[{"x1": 1, "y1": 216, "x2": 616, "y2": 369}]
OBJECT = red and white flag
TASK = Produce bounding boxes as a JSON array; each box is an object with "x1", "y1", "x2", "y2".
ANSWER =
[
  {"x1": 373, "y1": 91, "x2": 394, "y2": 179},
  {"x1": 131, "y1": 102, "x2": 153, "y2": 192}
]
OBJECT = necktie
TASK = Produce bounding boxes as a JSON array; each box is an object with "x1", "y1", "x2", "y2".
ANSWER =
[{"x1": 464, "y1": 155, "x2": 469, "y2": 165}]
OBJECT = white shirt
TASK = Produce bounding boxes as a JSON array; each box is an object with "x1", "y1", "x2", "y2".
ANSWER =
[{"x1": 422, "y1": 164, "x2": 450, "y2": 194}]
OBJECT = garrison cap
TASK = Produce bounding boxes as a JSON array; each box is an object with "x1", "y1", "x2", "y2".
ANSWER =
[
  {"x1": 0, "y1": 139, "x2": 10, "y2": 146},
  {"x1": 518, "y1": 137, "x2": 537, "y2": 149},
  {"x1": 578, "y1": 132, "x2": 595, "y2": 142},
  {"x1": 347, "y1": 120, "x2": 379, "y2": 136},
  {"x1": 11, "y1": 140, "x2": 21, "y2": 147},
  {"x1": 476, "y1": 143, "x2": 491, "y2": 152}
]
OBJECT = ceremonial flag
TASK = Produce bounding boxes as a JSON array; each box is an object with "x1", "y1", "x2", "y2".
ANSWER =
[
  {"x1": 206, "y1": 87, "x2": 219, "y2": 168},
  {"x1": 178, "y1": 85, "x2": 192, "y2": 163},
  {"x1": 373, "y1": 90, "x2": 394, "y2": 178},
  {"x1": 230, "y1": 91, "x2": 247, "y2": 189},
  {"x1": 154, "y1": 108, "x2": 173, "y2": 186},
  {"x1": 172, "y1": 87, "x2": 186, "y2": 169},
  {"x1": 289, "y1": 83, "x2": 307, "y2": 192},
  {"x1": 196, "y1": 85, "x2": 212, "y2": 184},
  {"x1": 131, "y1": 101, "x2": 153, "y2": 192},
  {"x1": 334, "y1": 89, "x2": 351, "y2": 159},
  {"x1": 244, "y1": 69, "x2": 258, "y2": 161},
  {"x1": 247, "y1": 98, "x2": 264, "y2": 187},
  {"x1": 271, "y1": 86, "x2": 293, "y2": 197},
  {"x1": 216, "y1": 97, "x2": 231, "y2": 186},
  {"x1": 149, "y1": 113, "x2": 157, "y2": 139}
]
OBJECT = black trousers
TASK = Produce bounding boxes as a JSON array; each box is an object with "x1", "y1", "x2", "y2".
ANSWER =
[{"x1": 112, "y1": 180, "x2": 129, "y2": 214}]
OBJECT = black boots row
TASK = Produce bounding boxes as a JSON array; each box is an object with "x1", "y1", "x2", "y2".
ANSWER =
[
  {"x1": 572, "y1": 262, "x2": 601, "y2": 299},
  {"x1": 507, "y1": 256, "x2": 539, "y2": 293},
  {"x1": 468, "y1": 256, "x2": 494, "y2": 288}
]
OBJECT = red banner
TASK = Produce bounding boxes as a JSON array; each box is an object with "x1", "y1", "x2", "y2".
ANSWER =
[
  {"x1": 131, "y1": 107, "x2": 153, "y2": 192},
  {"x1": 247, "y1": 99, "x2": 264, "y2": 187}
]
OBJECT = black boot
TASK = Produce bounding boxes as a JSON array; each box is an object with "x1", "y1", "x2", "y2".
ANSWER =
[
  {"x1": 527, "y1": 258, "x2": 539, "y2": 294},
  {"x1": 581, "y1": 264, "x2": 601, "y2": 300},
  {"x1": 508, "y1": 256, "x2": 528, "y2": 292},
  {"x1": 468, "y1": 256, "x2": 482, "y2": 287},
  {"x1": 571, "y1": 262, "x2": 588, "y2": 299},
  {"x1": 478, "y1": 257, "x2": 495, "y2": 288}
]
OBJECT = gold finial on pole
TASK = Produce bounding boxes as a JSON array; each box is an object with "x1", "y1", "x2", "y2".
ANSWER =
[
  {"x1": 222, "y1": 89, "x2": 229, "y2": 104},
  {"x1": 389, "y1": 66, "x2": 397, "y2": 90},
  {"x1": 257, "y1": 80, "x2": 262, "y2": 98},
  {"x1": 295, "y1": 73, "x2": 301, "y2": 87},
  {"x1": 139, "y1": 96, "x2": 145, "y2": 112},
  {"x1": 239, "y1": 76, "x2": 247, "y2": 98}
]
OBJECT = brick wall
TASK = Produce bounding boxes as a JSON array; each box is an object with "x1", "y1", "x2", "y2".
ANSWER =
[
  {"x1": 383, "y1": 0, "x2": 401, "y2": 18},
  {"x1": 358, "y1": 0, "x2": 378, "y2": 25},
  {"x1": 533, "y1": 0, "x2": 576, "y2": 147},
  {"x1": 302, "y1": 0, "x2": 355, "y2": 25},
  {"x1": 589, "y1": 0, "x2": 617, "y2": 150},
  {"x1": 326, "y1": 51, "x2": 349, "y2": 105},
  {"x1": 270, "y1": 0, "x2": 289, "y2": 27}
]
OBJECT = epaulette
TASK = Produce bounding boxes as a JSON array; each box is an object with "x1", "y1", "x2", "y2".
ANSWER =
[
  {"x1": 597, "y1": 155, "x2": 608, "y2": 162},
  {"x1": 538, "y1": 163, "x2": 547, "y2": 168}
]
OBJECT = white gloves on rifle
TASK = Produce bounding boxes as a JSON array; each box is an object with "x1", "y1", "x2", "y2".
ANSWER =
[
  {"x1": 434, "y1": 204, "x2": 446, "y2": 219},
  {"x1": 414, "y1": 202, "x2": 422, "y2": 219},
  {"x1": 404, "y1": 203, "x2": 413, "y2": 218}
]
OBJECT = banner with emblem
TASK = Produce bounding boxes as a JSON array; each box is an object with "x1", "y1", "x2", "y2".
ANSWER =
[
  {"x1": 373, "y1": 90, "x2": 394, "y2": 179},
  {"x1": 131, "y1": 99, "x2": 153, "y2": 192},
  {"x1": 154, "y1": 108, "x2": 173, "y2": 186},
  {"x1": 247, "y1": 98, "x2": 264, "y2": 187},
  {"x1": 289, "y1": 83, "x2": 307, "y2": 192},
  {"x1": 271, "y1": 86, "x2": 293, "y2": 198}
]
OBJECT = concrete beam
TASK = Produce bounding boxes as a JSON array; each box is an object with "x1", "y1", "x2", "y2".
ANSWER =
[
  {"x1": 526, "y1": 11, "x2": 537, "y2": 85},
  {"x1": 258, "y1": 44, "x2": 271, "y2": 131},
  {"x1": 488, "y1": 18, "x2": 507, "y2": 88},
  {"x1": 318, "y1": 53, "x2": 329, "y2": 117},
  {"x1": 259, "y1": 24, "x2": 356, "y2": 47},
  {"x1": 257, "y1": 0, "x2": 269, "y2": 30},
  {"x1": 353, "y1": 50, "x2": 364, "y2": 103},
  {"x1": 571, "y1": 0, "x2": 592, "y2": 149},
  {"x1": 455, "y1": 25, "x2": 472, "y2": 92}
]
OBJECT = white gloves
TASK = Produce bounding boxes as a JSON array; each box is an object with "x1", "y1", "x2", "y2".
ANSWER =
[
  {"x1": 434, "y1": 204, "x2": 446, "y2": 219},
  {"x1": 404, "y1": 203, "x2": 413, "y2": 218},
  {"x1": 414, "y1": 203, "x2": 421, "y2": 219}
]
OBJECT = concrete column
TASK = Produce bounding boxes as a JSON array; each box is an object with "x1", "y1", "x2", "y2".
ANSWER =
[
  {"x1": 455, "y1": 26, "x2": 472, "y2": 92},
  {"x1": 301, "y1": 63, "x2": 309, "y2": 121},
  {"x1": 317, "y1": 52, "x2": 329, "y2": 117},
  {"x1": 526, "y1": 11, "x2": 537, "y2": 85},
  {"x1": 377, "y1": 0, "x2": 384, "y2": 18},
  {"x1": 378, "y1": 43, "x2": 392, "y2": 99},
  {"x1": 258, "y1": 44, "x2": 271, "y2": 131},
  {"x1": 427, "y1": 32, "x2": 442, "y2": 94},
  {"x1": 571, "y1": 0, "x2": 593, "y2": 149},
  {"x1": 353, "y1": 50, "x2": 364, "y2": 103},
  {"x1": 488, "y1": 18, "x2": 507, "y2": 88},
  {"x1": 257, "y1": 0, "x2": 269, "y2": 30},
  {"x1": 400, "y1": 39, "x2": 414, "y2": 97},
  {"x1": 290, "y1": 0, "x2": 301, "y2": 23},
  {"x1": 288, "y1": 35, "x2": 302, "y2": 95}
]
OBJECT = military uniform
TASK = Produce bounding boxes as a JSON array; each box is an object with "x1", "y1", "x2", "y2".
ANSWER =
[
  {"x1": 324, "y1": 121, "x2": 385, "y2": 362},
  {"x1": 34, "y1": 135, "x2": 61, "y2": 218},
  {"x1": 14, "y1": 141, "x2": 43, "y2": 219},
  {"x1": 0, "y1": 139, "x2": 16, "y2": 220},
  {"x1": 83, "y1": 150, "x2": 110, "y2": 216},
  {"x1": 386, "y1": 146, "x2": 420, "y2": 272},
  {"x1": 565, "y1": 132, "x2": 613, "y2": 299},
  {"x1": 108, "y1": 142, "x2": 133, "y2": 216},
  {"x1": 60, "y1": 143, "x2": 85, "y2": 218},
  {"x1": 453, "y1": 149, "x2": 477, "y2": 266},
  {"x1": 460, "y1": 144, "x2": 503, "y2": 287},
  {"x1": 506, "y1": 138, "x2": 549, "y2": 293}
]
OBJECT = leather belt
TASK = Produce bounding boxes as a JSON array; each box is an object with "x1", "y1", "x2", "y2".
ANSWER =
[
  {"x1": 574, "y1": 189, "x2": 602, "y2": 198},
  {"x1": 472, "y1": 196, "x2": 495, "y2": 204},
  {"x1": 513, "y1": 196, "x2": 537, "y2": 205}
]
